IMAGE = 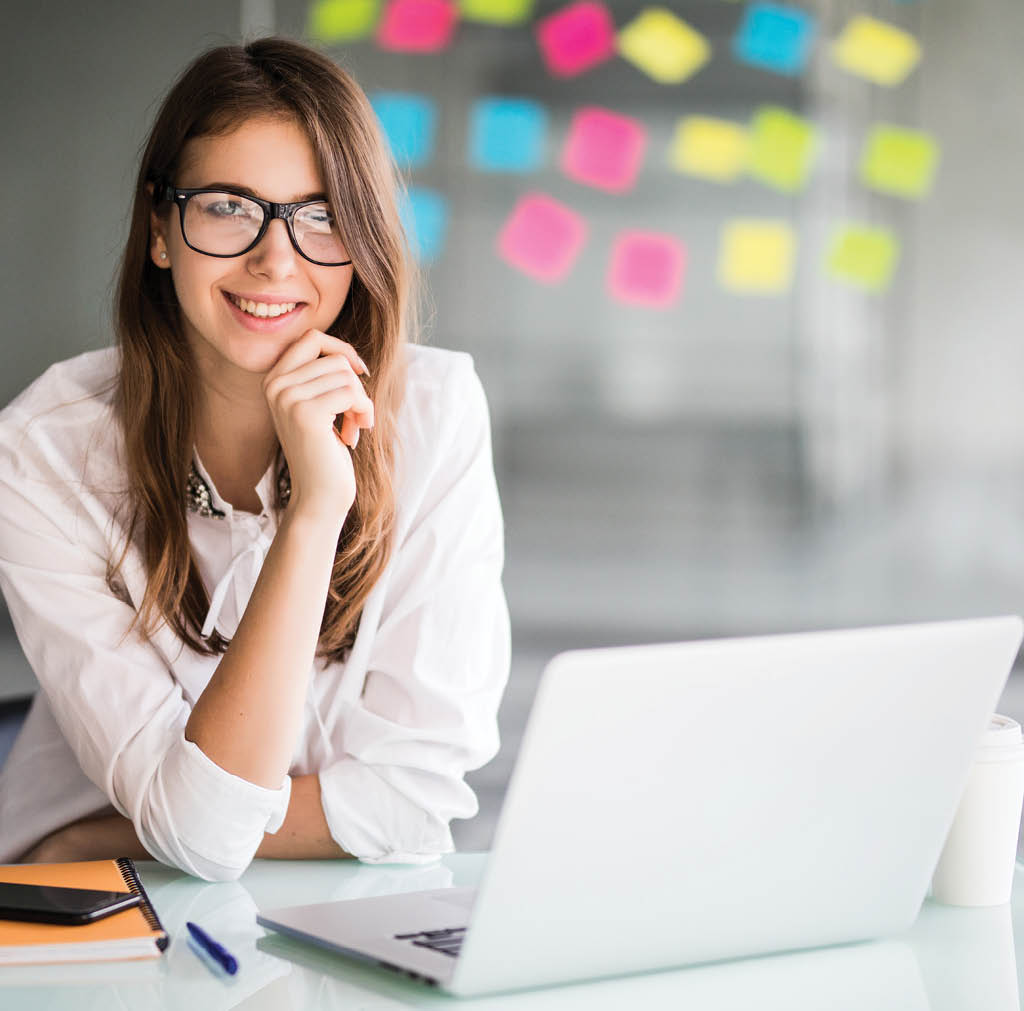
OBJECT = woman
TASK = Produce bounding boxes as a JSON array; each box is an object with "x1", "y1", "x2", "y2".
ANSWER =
[{"x1": 0, "y1": 38, "x2": 509, "y2": 880}]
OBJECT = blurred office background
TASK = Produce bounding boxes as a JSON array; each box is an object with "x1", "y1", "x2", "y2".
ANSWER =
[{"x1": 2, "y1": 0, "x2": 1024, "y2": 850}]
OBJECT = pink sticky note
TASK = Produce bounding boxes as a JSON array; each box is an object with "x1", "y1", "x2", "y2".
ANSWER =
[
  {"x1": 377, "y1": 0, "x2": 458, "y2": 52},
  {"x1": 607, "y1": 231, "x2": 687, "y2": 307},
  {"x1": 496, "y1": 193, "x2": 588, "y2": 283},
  {"x1": 536, "y1": 1, "x2": 616, "y2": 77},
  {"x1": 561, "y1": 107, "x2": 648, "y2": 193}
]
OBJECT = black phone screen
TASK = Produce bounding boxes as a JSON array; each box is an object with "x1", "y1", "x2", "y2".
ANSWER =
[{"x1": 0, "y1": 882, "x2": 142, "y2": 925}]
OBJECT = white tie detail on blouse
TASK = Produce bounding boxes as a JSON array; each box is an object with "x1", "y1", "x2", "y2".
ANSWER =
[
  {"x1": 0, "y1": 345, "x2": 511, "y2": 880},
  {"x1": 199, "y1": 528, "x2": 272, "y2": 641}
]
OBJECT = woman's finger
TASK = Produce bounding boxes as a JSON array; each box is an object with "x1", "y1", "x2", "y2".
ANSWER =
[
  {"x1": 265, "y1": 352, "x2": 356, "y2": 404},
  {"x1": 269, "y1": 352, "x2": 360, "y2": 391},
  {"x1": 267, "y1": 329, "x2": 368, "y2": 383},
  {"x1": 308, "y1": 388, "x2": 371, "y2": 434},
  {"x1": 337, "y1": 412, "x2": 360, "y2": 448},
  {"x1": 274, "y1": 370, "x2": 371, "y2": 415},
  {"x1": 267, "y1": 360, "x2": 375, "y2": 432},
  {"x1": 280, "y1": 383, "x2": 374, "y2": 434}
]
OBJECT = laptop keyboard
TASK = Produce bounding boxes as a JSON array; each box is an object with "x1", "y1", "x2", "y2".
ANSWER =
[{"x1": 394, "y1": 926, "x2": 466, "y2": 958}]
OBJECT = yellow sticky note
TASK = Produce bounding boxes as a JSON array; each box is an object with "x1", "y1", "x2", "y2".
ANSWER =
[
  {"x1": 718, "y1": 220, "x2": 796, "y2": 294},
  {"x1": 307, "y1": 0, "x2": 381, "y2": 42},
  {"x1": 859, "y1": 124, "x2": 939, "y2": 199},
  {"x1": 459, "y1": 0, "x2": 534, "y2": 25},
  {"x1": 669, "y1": 116, "x2": 748, "y2": 183},
  {"x1": 833, "y1": 15, "x2": 921, "y2": 87},
  {"x1": 827, "y1": 224, "x2": 900, "y2": 292},
  {"x1": 747, "y1": 106, "x2": 817, "y2": 193},
  {"x1": 617, "y1": 8, "x2": 711, "y2": 84}
]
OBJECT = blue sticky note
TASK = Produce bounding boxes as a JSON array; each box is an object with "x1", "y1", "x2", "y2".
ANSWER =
[
  {"x1": 371, "y1": 92, "x2": 437, "y2": 169},
  {"x1": 399, "y1": 188, "x2": 448, "y2": 260},
  {"x1": 733, "y1": 3, "x2": 816, "y2": 76},
  {"x1": 469, "y1": 97, "x2": 548, "y2": 173}
]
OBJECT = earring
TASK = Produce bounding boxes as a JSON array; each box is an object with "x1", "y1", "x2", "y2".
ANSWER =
[{"x1": 159, "y1": 252, "x2": 167, "y2": 260}]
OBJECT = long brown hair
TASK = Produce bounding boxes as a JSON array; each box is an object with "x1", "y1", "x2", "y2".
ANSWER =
[{"x1": 112, "y1": 37, "x2": 414, "y2": 661}]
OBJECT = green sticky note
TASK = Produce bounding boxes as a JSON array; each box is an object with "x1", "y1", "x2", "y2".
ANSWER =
[
  {"x1": 827, "y1": 224, "x2": 900, "y2": 292},
  {"x1": 860, "y1": 124, "x2": 939, "y2": 199},
  {"x1": 747, "y1": 106, "x2": 817, "y2": 193},
  {"x1": 307, "y1": 0, "x2": 381, "y2": 42},
  {"x1": 459, "y1": 0, "x2": 534, "y2": 24}
]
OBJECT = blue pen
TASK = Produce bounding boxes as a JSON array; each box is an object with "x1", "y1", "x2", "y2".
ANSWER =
[{"x1": 186, "y1": 920, "x2": 239, "y2": 975}]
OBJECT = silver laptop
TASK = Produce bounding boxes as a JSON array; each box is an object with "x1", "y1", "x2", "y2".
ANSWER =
[{"x1": 257, "y1": 616, "x2": 1023, "y2": 997}]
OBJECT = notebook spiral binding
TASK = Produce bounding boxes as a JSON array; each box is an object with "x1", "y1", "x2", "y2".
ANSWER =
[{"x1": 115, "y1": 857, "x2": 170, "y2": 951}]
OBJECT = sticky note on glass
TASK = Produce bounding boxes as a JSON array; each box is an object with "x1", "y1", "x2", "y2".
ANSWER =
[
  {"x1": 536, "y1": 1, "x2": 616, "y2": 77},
  {"x1": 469, "y1": 98, "x2": 547, "y2": 172},
  {"x1": 371, "y1": 93, "x2": 437, "y2": 169},
  {"x1": 669, "y1": 116, "x2": 748, "y2": 183},
  {"x1": 497, "y1": 193, "x2": 587, "y2": 283},
  {"x1": 832, "y1": 15, "x2": 920, "y2": 86},
  {"x1": 718, "y1": 219, "x2": 796, "y2": 294},
  {"x1": 747, "y1": 106, "x2": 817, "y2": 193},
  {"x1": 859, "y1": 124, "x2": 938, "y2": 199},
  {"x1": 376, "y1": 0, "x2": 458, "y2": 51},
  {"x1": 308, "y1": 0, "x2": 381, "y2": 41},
  {"x1": 826, "y1": 224, "x2": 899, "y2": 292},
  {"x1": 607, "y1": 231, "x2": 687, "y2": 307},
  {"x1": 399, "y1": 188, "x2": 448, "y2": 260},
  {"x1": 561, "y1": 107, "x2": 647, "y2": 193},
  {"x1": 733, "y1": 3, "x2": 816, "y2": 76},
  {"x1": 617, "y1": 8, "x2": 710, "y2": 85},
  {"x1": 459, "y1": 0, "x2": 533, "y2": 24}
]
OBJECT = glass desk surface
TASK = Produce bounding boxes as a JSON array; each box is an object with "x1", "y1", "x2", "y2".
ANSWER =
[{"x1": 2, "y1": 854, "x2": 1023, "y2": 1010}]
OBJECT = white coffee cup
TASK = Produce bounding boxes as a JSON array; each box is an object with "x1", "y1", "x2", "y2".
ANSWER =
[{"x1": 931, "y1": 714, "x2": 1024, "y2": 906}]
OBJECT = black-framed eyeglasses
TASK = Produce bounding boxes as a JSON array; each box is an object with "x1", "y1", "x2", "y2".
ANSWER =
[{"x1": 160, "y1": 184, "x2": 353, "y2": 267}]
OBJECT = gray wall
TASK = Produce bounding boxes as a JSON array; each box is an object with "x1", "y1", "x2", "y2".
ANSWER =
[
  {"x1": 2, "y1": 1, "x2": 242, "y2": 404},
  {"x1": 904, "y1": 0, "x2": 1024, "y2": 472},
  {"x1": 1, "y1": 0, "x2": 1023, "y2": 691}
]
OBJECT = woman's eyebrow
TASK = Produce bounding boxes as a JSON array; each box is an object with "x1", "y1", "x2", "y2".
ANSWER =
[{"x1": 201, "y1": 181, "x2": 328, "y2": 202}]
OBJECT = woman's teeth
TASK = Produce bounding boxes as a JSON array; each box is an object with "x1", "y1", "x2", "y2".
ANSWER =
[{"x1": 230, "y1": 294, "x2": 298, "y2": 318}]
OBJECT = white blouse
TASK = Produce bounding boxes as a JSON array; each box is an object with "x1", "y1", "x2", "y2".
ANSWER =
[{"x1": 0, "y1": 344, "x2": 510, "y2": 880}]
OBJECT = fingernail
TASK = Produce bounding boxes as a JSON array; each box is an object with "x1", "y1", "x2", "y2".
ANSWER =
[
  {"x1": 352, "y1": 430, "x2": 359, "y2": 449},
  {"x1": 358, "y1": 358, "x2": 371, "y2": 377}
]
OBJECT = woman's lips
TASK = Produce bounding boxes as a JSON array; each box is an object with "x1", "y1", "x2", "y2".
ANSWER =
[{"x1": 222, "y1": 291, "x2": 305, "y2": 331}]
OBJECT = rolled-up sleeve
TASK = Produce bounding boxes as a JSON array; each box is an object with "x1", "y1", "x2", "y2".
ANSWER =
[
  {"x1": 0, "y1": 464, "x2": 291, "y2": 881},
  {"x1": 318, "y1": 354, "x2": 511, "y2": 863}
]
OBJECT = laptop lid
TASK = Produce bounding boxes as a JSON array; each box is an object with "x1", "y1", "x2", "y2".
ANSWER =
[{"x1": 450, "y1": 617, "x2": 1023, "y2": 996}]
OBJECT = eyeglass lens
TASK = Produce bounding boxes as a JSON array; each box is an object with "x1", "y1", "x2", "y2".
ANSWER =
[{"x1": 183, "y1": 192, "x2": 348, "y2": 264}]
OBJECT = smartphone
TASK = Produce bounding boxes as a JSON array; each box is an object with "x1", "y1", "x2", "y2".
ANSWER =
[{"x1": 0, "y1": 882, "x2": 142, "y2": 925}]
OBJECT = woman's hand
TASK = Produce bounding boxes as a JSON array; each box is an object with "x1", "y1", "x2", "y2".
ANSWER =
[{"x1": 263, "y1": 330, "x2": 373, "y2": 525}]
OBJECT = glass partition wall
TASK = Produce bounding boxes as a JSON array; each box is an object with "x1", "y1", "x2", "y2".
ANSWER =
[{"x1": 4, "y1": 0, "x2": 1024, "y2": 848}]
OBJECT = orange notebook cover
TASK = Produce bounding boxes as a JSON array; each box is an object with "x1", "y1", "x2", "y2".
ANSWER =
[{"x1": 0, "y1": 858, "x2": 168, "y2": 964}]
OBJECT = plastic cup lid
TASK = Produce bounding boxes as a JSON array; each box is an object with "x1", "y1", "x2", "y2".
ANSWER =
[{"x1": 977, "y1": 714, "x2": 1024, "y2": 761}]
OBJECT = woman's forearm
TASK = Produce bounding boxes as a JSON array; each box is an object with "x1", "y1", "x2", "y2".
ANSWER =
[
  {"x1": 256, "y1": 773, "x2": 351, "y2": 859},
  {"x1": 21, "y1": 811, "x2": 150, "y2": 863},
  {"x1": 23, "y1": 776, "x2": 350, "y2": 863},
  {"x1": 185, "y1": 508, "x2": 343, "y2": 788}
]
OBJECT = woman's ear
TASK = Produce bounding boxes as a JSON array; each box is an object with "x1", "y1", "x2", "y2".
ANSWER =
[{"x1": 146, "y1": 182, "x2": 171, "y2": 270}]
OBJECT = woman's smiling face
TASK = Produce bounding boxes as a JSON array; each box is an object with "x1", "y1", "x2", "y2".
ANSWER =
[{"x1": 150, "y1": 115, "x2": 354, "y2": 379}]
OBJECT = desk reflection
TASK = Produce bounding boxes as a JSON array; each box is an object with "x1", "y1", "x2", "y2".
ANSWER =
[
  {"x1": 911, "y1": 900, "x2": 1021, "y2": 1011},
  {"x1": 1, "y1": 859, "x2": 1018, "y2": 1011}
]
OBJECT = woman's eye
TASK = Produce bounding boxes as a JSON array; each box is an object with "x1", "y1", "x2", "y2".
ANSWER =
[
  {"x1": 299, "y1": 205, "x2": 335, "y2": 228},
  {"x1": 208, "y1": 200, "x2": 247, "y2": 217}
]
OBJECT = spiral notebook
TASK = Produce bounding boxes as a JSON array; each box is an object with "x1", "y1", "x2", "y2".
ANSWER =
[{"x1": 0, "y1": 858, "x2": 168, "y2": 964}]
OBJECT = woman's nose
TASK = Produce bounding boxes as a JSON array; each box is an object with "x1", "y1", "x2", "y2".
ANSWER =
[{"x1": 247, "y1": 218, "x2": 299, "y2": 276}]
